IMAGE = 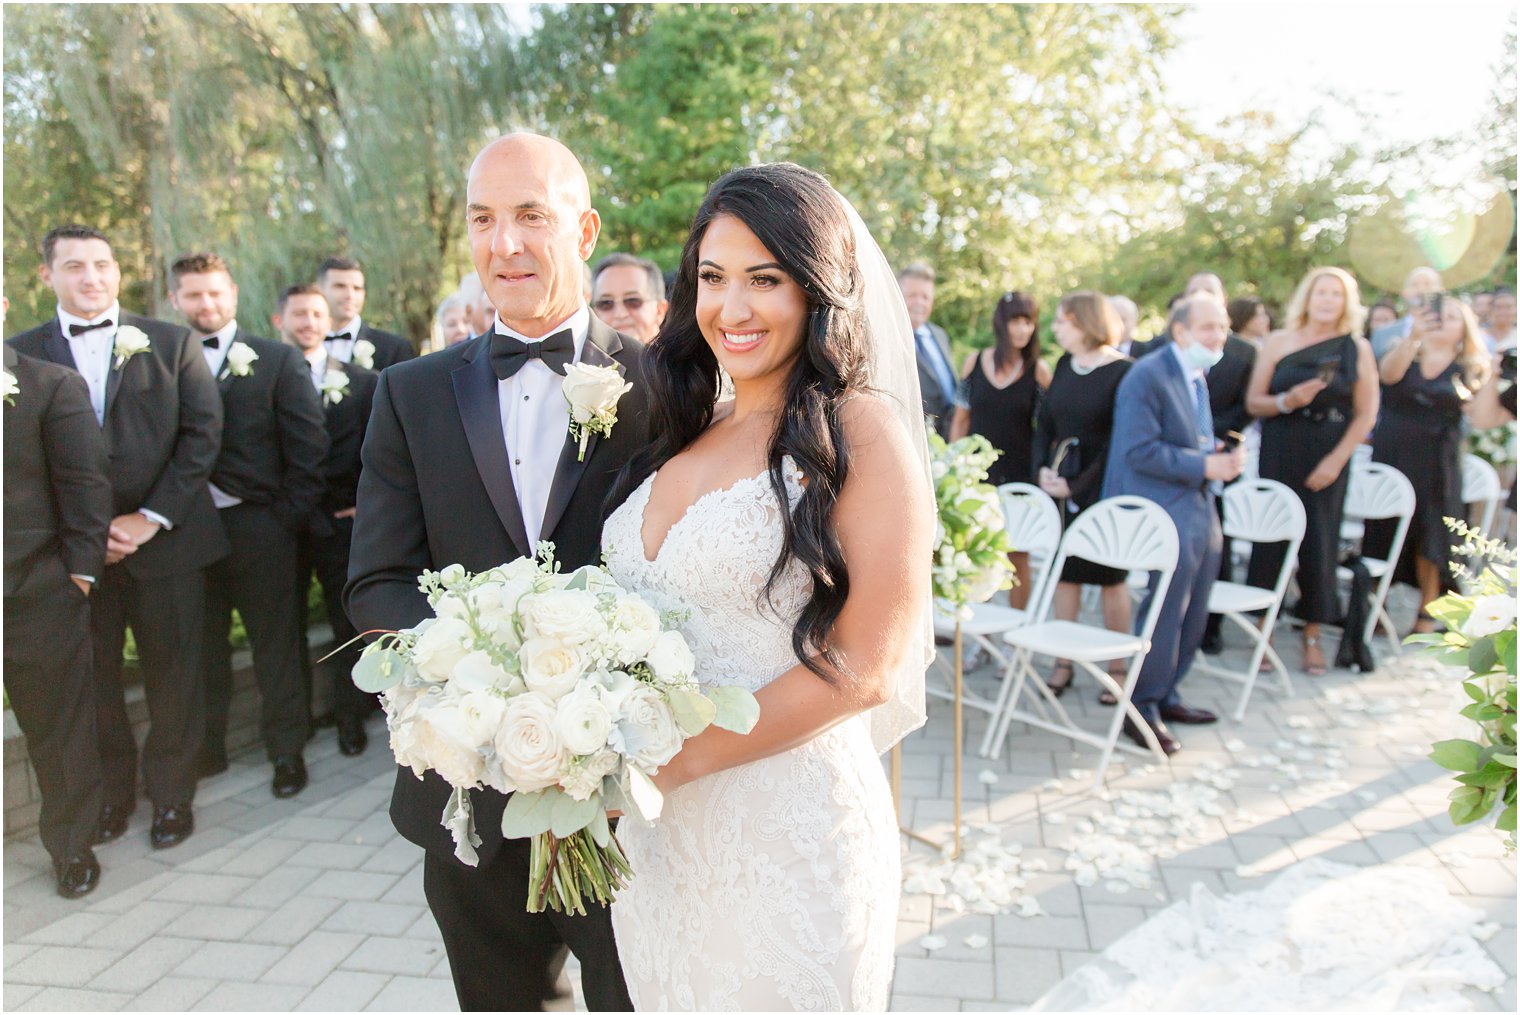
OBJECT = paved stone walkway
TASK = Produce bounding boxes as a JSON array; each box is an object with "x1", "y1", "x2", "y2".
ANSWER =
[{"x1": 4, "y1": 590, "x2": 1516, "y2": 1011}]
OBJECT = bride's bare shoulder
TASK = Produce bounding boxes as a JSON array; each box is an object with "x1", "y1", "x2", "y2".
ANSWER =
[{"x1": 839, "y1": 392, "x2": 917, "y2": 482}]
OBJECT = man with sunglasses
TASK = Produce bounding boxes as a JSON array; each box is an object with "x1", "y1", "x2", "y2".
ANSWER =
[{"x1": 590, "y1": 252, "x2": 668, "y2": 343}]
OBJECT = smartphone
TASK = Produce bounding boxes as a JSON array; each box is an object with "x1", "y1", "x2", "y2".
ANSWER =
[
  {"x1": 1427, "y1": 292, "x2": 1444, "y2": 322},
  {"x1": 1315, "y1": 357, "x2": 1339, "y2": 386}
]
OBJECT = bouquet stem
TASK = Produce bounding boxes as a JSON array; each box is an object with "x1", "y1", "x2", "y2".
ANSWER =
[{"x1": 527, "y1": 828, "x2": 633, "y2": 915}]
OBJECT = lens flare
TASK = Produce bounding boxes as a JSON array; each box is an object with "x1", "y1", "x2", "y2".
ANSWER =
[{"x1": 1349, "y1": 175, "x2": 1515, "y2": 292}]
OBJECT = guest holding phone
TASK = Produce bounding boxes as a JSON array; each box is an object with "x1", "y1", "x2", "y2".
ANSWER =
[
  {"x1": 1245, "y1": 267, "x2": 1378, "y2": 675},
  {"x1": 1034, "y1": 291, "x2": 1132, "y2": 698}
]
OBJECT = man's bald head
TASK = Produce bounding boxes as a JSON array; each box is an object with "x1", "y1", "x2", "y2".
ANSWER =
[
  {"x1": 465, "y1": 132, "x2": 600, "y2": 337},
  {"x1": 1402, "y1": 266, "x2": 1442, "y2": 306}
]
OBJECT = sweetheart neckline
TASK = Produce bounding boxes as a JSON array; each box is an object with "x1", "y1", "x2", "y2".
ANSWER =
[{"x1": 633, "y1": 456, "x2": 800, "y2": 564}]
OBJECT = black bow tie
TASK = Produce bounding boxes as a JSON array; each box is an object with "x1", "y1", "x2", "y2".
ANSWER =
[
  {"x1": 68, "y1": 319, "x2": 114, "y2": 338},
  {"x1": 325, "y1": 332, "x2": 353, "y2": 343},
  {"x1": 490, "y1": 329, "x2": 574, "y2": 379},
  {"x1": 203, "y1": 335, "x2": 223, "y2": 350}
]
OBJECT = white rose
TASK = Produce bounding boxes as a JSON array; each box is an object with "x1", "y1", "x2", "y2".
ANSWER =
[
  {"x1": 555, "y1": 684, "x2": 614, "y2": 756},
  {"x1": 113, "y1": 325, "x2": 151, "y2": 367},
  {"x1": 352, "y1": 338, "x2": 376, "y2": 370},
  {"x1": 319, "y1": 368, "x2": 349, "y2": 405},
  {"x1": 410, "y1": 703, "x2": 486, "y2": 787},
  {"x1": 607, "y1": 594, "x2": 661, "y2": 665},
  {"x1": 225, "y1": 342, "x2": 259, "y2": 377},
  {"x1": 559, "y1": 748, "x2": 620, "y2": 802},
  {"x1": 387, "y1": 691, "x2": 429, "y2": 776},
  {"x1": 494, "y1": 692, "x2": 569, "y2": 792},
  {"x1": 609, "y1": 682, "x2": 684, "y2": 770},
  {"x1": 489, "y1": 556, "x2": 545, "y2": 585},
  {"x1": 449, "y1": 650, "x2": 521, "y2": 697},
  {"x1": 962, "y1": 566, "x2": 1004, "y2": 605},
  {"x1": 434, "y1": 590, "x2": 472, "y2": 621},
  {"x1": 645, "y1": 630, "x2": 696, "y2": 683},
  {"x1": 1, "y1": 369, "x2": 18, "y2": 403},
  {"x1": 519, "y1": 589, "x2": 606, "y2": 645},
  {"x1": 519, "y1": 637, "x2": 587, "y2": 699},
  {"x1": 411, "y1": 616, "x2": 475, "y2": 683},
  {"x1": 561, "y1": 362, "x2": 632, "y2": 424},
  {"x1": 1463, "y1": 594, "x2": 1517, "y2": 639}
]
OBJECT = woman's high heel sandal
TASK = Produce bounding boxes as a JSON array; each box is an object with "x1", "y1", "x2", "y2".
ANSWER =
[
  {"x1": 1302, "y1": 633, "x2": 1327, "y2": 677},
  {"x1": 1045, "y1": 662, "x2": 1074, "y2": 698},
  {"x1": 1098, "y1": 664, "x2": 1128, "y2": 706}
]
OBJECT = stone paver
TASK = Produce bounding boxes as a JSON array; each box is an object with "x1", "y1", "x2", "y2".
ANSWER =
[{"x1": 3, "y1": 584, "x2": 1516, "y2": 1010}]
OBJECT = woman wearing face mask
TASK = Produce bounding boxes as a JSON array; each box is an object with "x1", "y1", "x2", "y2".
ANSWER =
[
  {"x1": 1244, "y1": 267, "x2": 1378, "y2": 676},
  {"x1": 1033, "y1": 291, "x2": 1132, "y2": 698},
  {"x1": 1364, "y1": 298, "x2": 1491, "y2": 632},
  {"x1": 951, "y1": 291, "x2": 1052, "y2": 610}
]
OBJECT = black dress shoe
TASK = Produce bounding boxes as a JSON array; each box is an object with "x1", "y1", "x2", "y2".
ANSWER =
[
  {"x1": 272, "y1": 755, "x2": 308, "y2": 798},
  {"x1": 54, "y1": 849, "x2": 101, "y2": 899},
  {"x1": 336, "y1": 716, "x2": 368, "y2": 757},
  {"x1": 149, "y1": 804, "x2": 194, "y2": 849},
  {"x1": 96, "y1": 803, "x2": 131, "y2": 845},
  {"x1": 311, "y1": 710, "x2": 338, "y2": 730},
  {"x1": 1200, "y1": 628, "x2": 1224, "y2": 655},
  {"x1": 1159, "y1": 703, "x2": 1218, "y2": 725},
  {"x1": 1122, "y1": 715, "x2": 1182, "y2": 756},
  {"x1": 197, "y1": 746, "x2": 229, "y2": 779}
]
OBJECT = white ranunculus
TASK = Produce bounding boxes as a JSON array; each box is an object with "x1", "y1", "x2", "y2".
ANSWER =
[
  {"x1": 434, "y1": 590, "x2": 471, "y2": 621},
  {"x1": 494, "y1": 691, "x2": 569, "y2": 792},
  {"x1": 467, "y1": 584, "x2": 525, "y2": 647},
  {"x1": 561, "y1": 362, "x2": 632, "y2": 425},
  {"x1": 489, "y1": 556, "x2": 544, "y2": 585},
  {"x1": 352, "y1": 338, "x2": 376, "y2": 370},
  {"x1": 519, "y1": 637, "x2": 587, "y2": 699},
  {"x1": 449, "y1": 650, "x2": 521, "y2": 697},
  {"x1": 1463, "y1": 594, "x2": 1517, "y2": 639},
  {"x1": 519, "y1": 589, "x2": 606, "y2": 645},
  {"x1": 112, "y1": 325, "x2": 151, "y2": 368},
  {"x1": 225, "y1": 342, "x2": 259, "y2": 377},
  {"x1": 410, "y1": 704, "x2": 486, "y2": 787},
  {"x1": 559, "y1": 748, "x2": 620, "y2": 802},
  {"x1": 411, "y1": 616, "x2": 475, "y2": 683},
  {"x1": 609, "y1": 682, "x2": 684, "y2": 770},
  {"x1": 607, "y1": 594, "x2": 662, "y2": 664},
  {"x1": 645, "y1": 630, "x2": 696, "y2": 684},
  {"x1": 456, "y1": 691, "x2": 508, "y2": 750},
  {"x1": 555, "y1": 684, "x2": 614, "y2": 756}
]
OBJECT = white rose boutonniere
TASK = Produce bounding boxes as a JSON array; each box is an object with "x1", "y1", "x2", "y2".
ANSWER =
[
  {"x1": 113, "y1": 325, "x2": 151, "y2": 370},
  {"x1": 561, "y1": 362, "x2": 633, "y2": 461},
  {"x1": 352, "y1": 338, "x2": 376, "y2": 370},
  {"x1": 224, "y1": 342, "x2": 259, "y2": 378},
  {"x1": 319, "y1": 367, "x2": 350, "y2": 406},
  {"x1": 1, "y1": 369, "x2": 17, "y2": 406}
]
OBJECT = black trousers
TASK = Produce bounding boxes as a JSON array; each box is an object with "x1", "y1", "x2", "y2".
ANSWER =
[
  {"x1": 4, "y1": 584, "x2": 104, "y2": 861},
  {"x1": 92, "y1": 564, "x2": 206, "y2": 808},
  {"x1": 203, "y1": 503, "x2": 309, "y2": 762},
  {"x1": 298, "y1": 515, "x2": 375, "y2": 722},
  {"x1": 422, "y1": 838, "x2": 633, "y2": 1012}
]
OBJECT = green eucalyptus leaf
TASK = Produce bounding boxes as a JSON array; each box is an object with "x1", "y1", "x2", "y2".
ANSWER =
[
  {"x1": 1469, "y1": 638, "x2": 1501, "y2": 677},
  {"x1": 588, "y1": 805, "x2": 611, "y2": 848},
  {"x1": 501, "y1": 788, "x2": 561, "y2": 839},
  {"x1": 667, "y1": 687, "x2": 717, "y2": 735},
  {"x1": 550, "y1": 791, "x2": 598, "y2": 838},
  {"x1": 352, "y1": 648, "x2": 405, "y2": 693},
  {"x1": 709, "y1": 685, "x2": 760, "y2": 734}
]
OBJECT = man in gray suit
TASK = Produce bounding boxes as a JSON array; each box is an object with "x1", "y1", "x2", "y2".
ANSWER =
[
  {"x1": 898, "y1": 262, "x2": 959, "y2": 437},
  {"x1": 1370, "y1": 266, "x2": 1443, "y2": 361}
]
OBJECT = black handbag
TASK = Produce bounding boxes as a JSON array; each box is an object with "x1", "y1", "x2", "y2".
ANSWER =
[{"x1": 1051, "y1": 437, "x2": 1082, "y2": 481}]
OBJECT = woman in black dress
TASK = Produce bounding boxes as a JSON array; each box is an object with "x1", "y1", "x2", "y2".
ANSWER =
[
  {"x1": 1245, "y1": 267, "x2": 1379, "y2": 675},
  {"x1": 1033, "y1": 291, "x2": 1132, "y2": 695},
  {"x1": 1365, "y1": 299, "x2": 1490, "y2": 631},
  {"x1": 951, "y1": 291, "x2": 1053, "y2": 609}
]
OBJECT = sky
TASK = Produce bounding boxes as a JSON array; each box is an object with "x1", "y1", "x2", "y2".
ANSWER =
[{"x1": 1169, "y1": 1, "x2": 1514, "y2": 153}]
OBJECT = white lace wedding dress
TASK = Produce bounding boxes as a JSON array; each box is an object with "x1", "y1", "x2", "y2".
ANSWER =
[{"x1": 602, "y1": 457, "x2": 900, "y2": 1012}]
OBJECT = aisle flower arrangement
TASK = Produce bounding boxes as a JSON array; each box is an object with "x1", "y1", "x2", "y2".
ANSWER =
[{"x1": 928, "y1": 432, "x2": 1017, "y2": 609}]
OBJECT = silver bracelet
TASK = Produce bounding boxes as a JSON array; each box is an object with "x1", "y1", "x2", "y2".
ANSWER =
[{"x1": 1274, "y1": 392, "x2": 1290, "y2": 415}]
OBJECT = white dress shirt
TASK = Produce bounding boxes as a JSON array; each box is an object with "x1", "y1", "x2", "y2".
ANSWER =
[
  {"x1": 201, "y1": 320, "x2": 243, "y2": 509},
  {"x1": 324, "y1": 315, "x2": 362, "y2": 364},
  {"x1": 303, "y1": 347, "x2": 329, "y2": 391},
  {"x1": 495, "y1": 307, "x2": 590, "y2": 548},
  {"x1": 58, "y1": 301, "x2": 119, "y2": 425}
]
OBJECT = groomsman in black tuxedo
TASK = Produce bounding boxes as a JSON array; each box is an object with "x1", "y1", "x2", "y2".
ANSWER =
[
  {"x1": 315, "y1": 256, "x2": 417, "y2": 372},
  {"x1": 3, "y1": 323, "x2": 112, "y2": 898},
  {"x1": 168, "y1": 255, "x2": 329, "y2": 796},
  {"x1": 346, "y1": 133, "x2": 648, "y2": 1012},
  {"x1": 8, "y1": 225, "x2": 227, "y2": 850},
  {"x1": 274, "y1": 284, "x2": 380, "y2": 757}
]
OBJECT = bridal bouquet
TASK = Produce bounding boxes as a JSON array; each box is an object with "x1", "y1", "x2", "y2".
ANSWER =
[
  {"x1": 353, "y1": 544, "x2": 759, "y2": 914},
  {"x1": 928, "y1": 432, "x2": 1017, "y2": 610}
]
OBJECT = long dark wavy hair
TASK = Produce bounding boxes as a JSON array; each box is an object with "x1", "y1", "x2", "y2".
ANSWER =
[
  {"x1": 609, "y1": 163, "x2": 868, "y2": 682},
  {"x1": 991, "y1": 290, "x2": 1040, "y2": 374}
]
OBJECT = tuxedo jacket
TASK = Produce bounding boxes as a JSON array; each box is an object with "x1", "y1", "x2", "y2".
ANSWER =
[
  {"x1": 356, "y1": 322, "x2": 416, "y2": 372},
  {"x1": 2, "y1": 345, "x2": 112, "y2": 601},
  {"x1": 915, "y1": 321, "x2": 956, "y2": 436},
  {"x1": 210, "y1": 332, "x2": 329, "y2": 534},
  {"x1": 344, "y1": 316, "x2": 649, "y2": 863},
  {"x1": 318, "y1": 356, "x2": 378, "y2": 517},
  {"x1": 8, "y1": 312, "x2": 229, "y2": 579},
  {"x1": 1137, "y1": 332, "x2": 1257, "y2": 438}
]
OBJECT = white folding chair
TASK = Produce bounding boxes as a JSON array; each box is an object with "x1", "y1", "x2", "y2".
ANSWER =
[
  {"x1": 930, "y1": 484, "x2": 1062, "y2": 714},
  {"x1": 1462, "y1": 453, "x2": 1502, "y2": 540},
  {"x1": 979, "y1": 497, "x2": 1180, "y2": 791},
  {"x1": 1191, "y1": 479, "x2": 1306, "y2": 720},
  {"x1": 1339, "y1": 461, "x2": 1417, "y2": 656}
]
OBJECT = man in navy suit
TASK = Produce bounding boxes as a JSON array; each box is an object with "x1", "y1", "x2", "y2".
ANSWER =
[{"x1": 1103, "y1": 295, "x2": 1245, "y2": 754}]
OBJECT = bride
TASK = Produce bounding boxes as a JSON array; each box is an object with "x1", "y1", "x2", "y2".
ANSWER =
[{"x1": 600, "y1": 162, "x2": 934, "y2": 1011}]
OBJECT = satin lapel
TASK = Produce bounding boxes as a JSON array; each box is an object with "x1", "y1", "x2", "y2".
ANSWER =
[
  {"x1": 216, "y1": 339, "x2": 237, "y2": 390},
  {"x1": 41, "y1": 319, "x2": 72, "y2": 370},
  {"x1": 102, "y1": 315, "x2": 137, "y2": 420},
  {"x1": 540, "y1": 318, "x2": 626, "y2": 542},
  {"x1": 452, "y1": 339, "x2": 532, "y2": 557}
]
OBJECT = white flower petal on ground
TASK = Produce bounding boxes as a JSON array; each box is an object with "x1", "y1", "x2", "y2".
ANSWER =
[
  {"x1": 963, "y1": 933, "x2": 989, "y2": 949},
  {"x1": 978, "y1": 769, "x2": 1000, "y2": 785},
  {"x1": 918, "y1": 934, "x2": 948, "y2": 952}
]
